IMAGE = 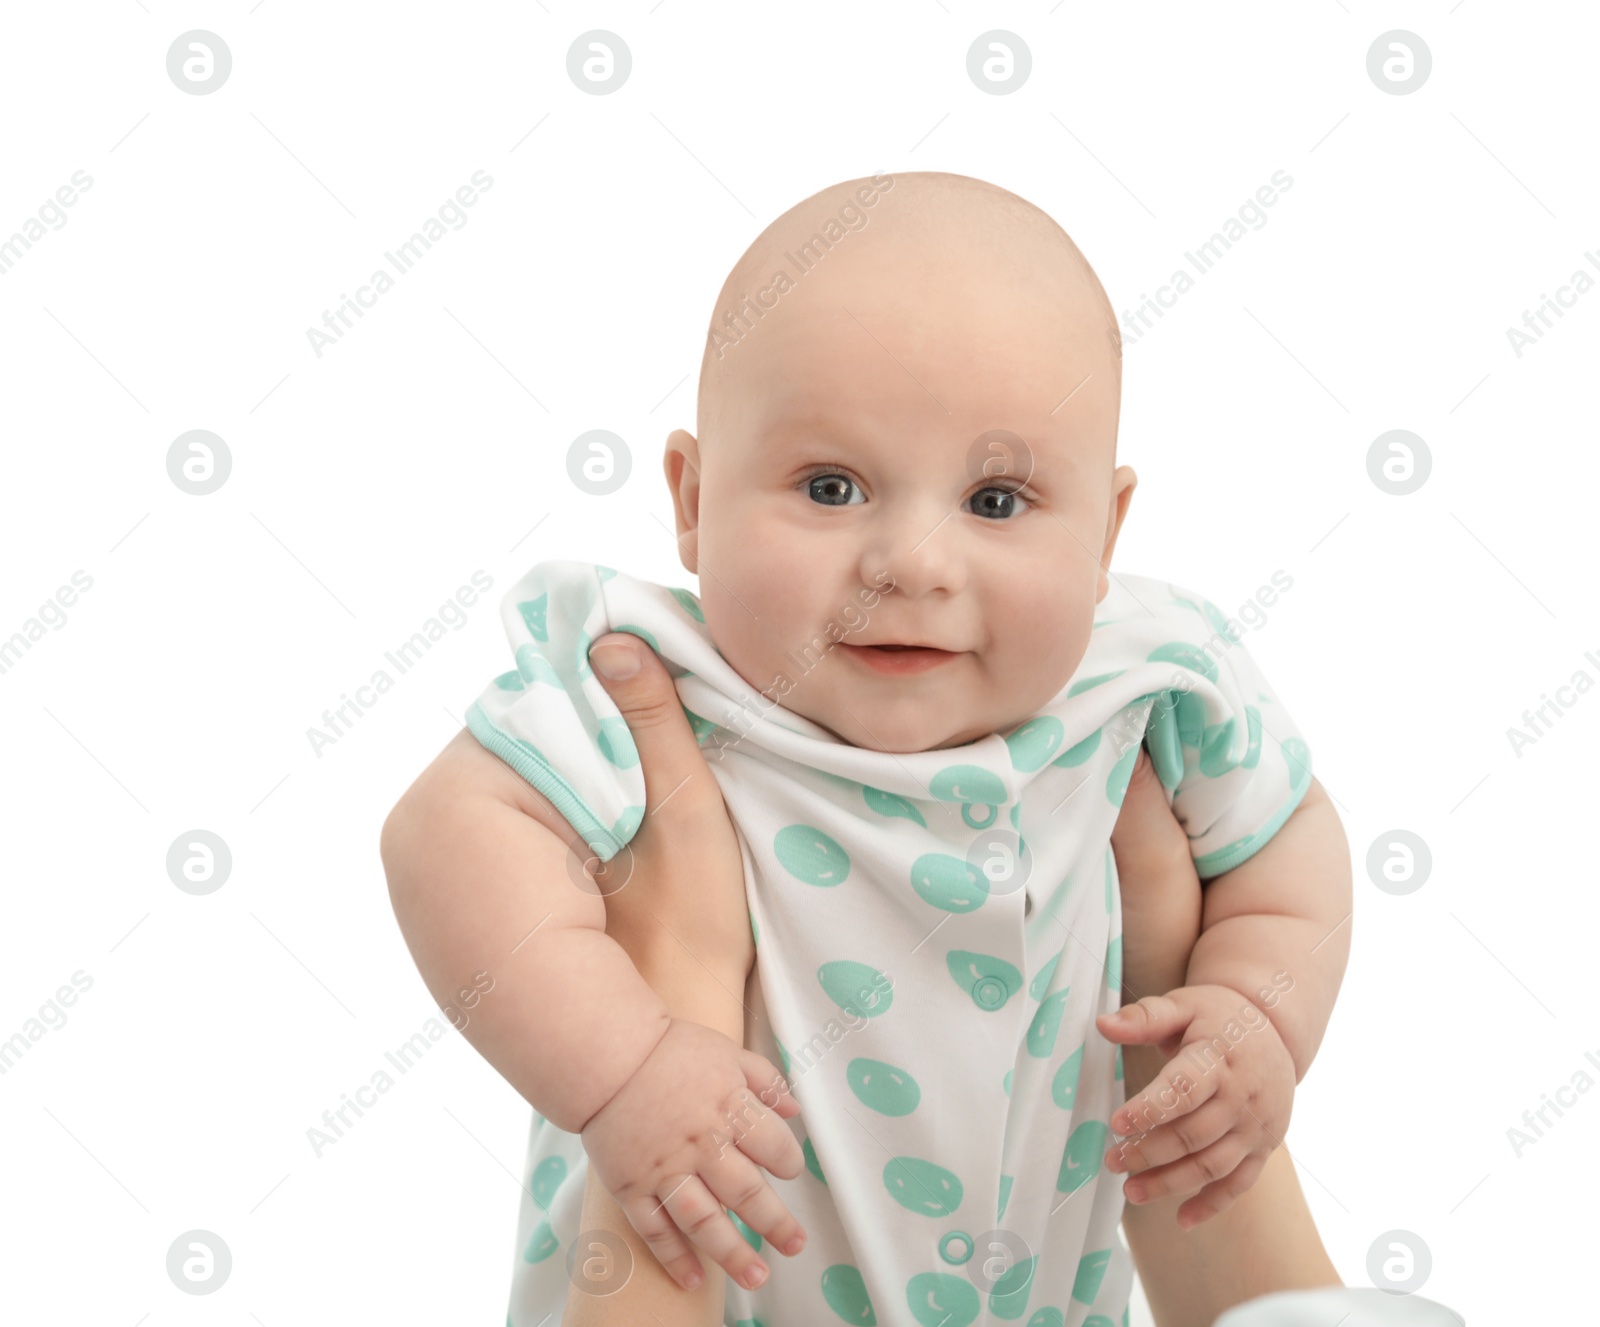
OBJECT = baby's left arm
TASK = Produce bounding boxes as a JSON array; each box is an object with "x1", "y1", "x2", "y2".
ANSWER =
[
  {"x1": 1184, "y1": 776, "x2": 1352, "y2": 1079},
  {"x1": 1096, "y1": 776, "x2": 1352, "y2": 1226}
]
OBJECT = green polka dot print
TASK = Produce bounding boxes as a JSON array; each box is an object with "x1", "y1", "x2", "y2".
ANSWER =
[{"x1": 474, "y1": 563, "x2": 1315, "y2": 1325}]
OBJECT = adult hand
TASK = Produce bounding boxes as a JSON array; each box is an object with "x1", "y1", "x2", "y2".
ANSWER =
[
  {"x1": 586, "y1": 632, "x2": 758, "y2": 982},
  {"x1": 1106, "y1": 745, "x2": 1203, "y2": 1002},
  {"x1": 579, "y1": 631, "x2": 807, "y2": 1294}
]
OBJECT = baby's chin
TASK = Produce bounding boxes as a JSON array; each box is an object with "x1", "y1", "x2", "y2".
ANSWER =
[
  {"x1": 789, "y1": 694, "x2": 1032, "y2": 754},
  {"x1": 710, "y1": 636, "x2": 1083, "y2": 753},
  {"x1": 717, "y1": 663, "x2": 973, "y2": 752}
]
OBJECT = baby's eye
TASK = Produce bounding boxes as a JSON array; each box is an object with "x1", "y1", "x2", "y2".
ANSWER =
[
  {"x1": 806, "y1": 473, "x2": 863, "y2": 506},
  {"x1": 801, "y1": 472, "x2": 1032, "y2": 517},
  {"x1": 968, "y1": 485, "x2": 1031, "y2": 520}
]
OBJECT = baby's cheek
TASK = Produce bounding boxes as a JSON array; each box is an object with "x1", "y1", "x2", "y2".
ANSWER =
[{"x1": 1011, "y1": 613, "x2": 1092, "y2": 696}]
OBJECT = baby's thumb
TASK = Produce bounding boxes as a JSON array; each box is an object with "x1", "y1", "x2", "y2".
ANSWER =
[{"x1": 1096, "y1": 992, "x2": 1190, "y2": 1044}]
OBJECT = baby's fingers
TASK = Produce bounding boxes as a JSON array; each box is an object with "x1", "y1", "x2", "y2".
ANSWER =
[
  {"x1": 1174, "y1": 1150, "x2": 1270, "y2": 1230},
  {"x1": 1110, "y1": 1046, "x2": 1220, "y2": 1139},
  {"x1": 703, "y1": 1153, "x2": 808, "y2": 1263},
  {"x1": 723, "y1": 1094, "x2": 805, "y2": 1185},
  {"x1": 1106, "y1": 1097, "x2": 1233, "y2": 1177},
  {"x1": 741, "y1": 1050, "x2": 801, "y2": 1120},
  {"x1": 1121, "y1": 1133, "x2": 1253, "y2": 1209},
  {"x1": 619, "y1": 1186, "x2": 707, "y2": 1291},
  {"x1": 656, "y1": 1172, "x2": 777, "y2": 1293},
  {"x1": 1097, "y1": 992, "x2": 1192, "y2": 1055}
]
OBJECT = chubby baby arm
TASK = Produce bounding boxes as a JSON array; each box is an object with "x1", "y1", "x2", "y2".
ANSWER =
[
  {"x1": 1105, "y1": 755, "x2": 1341, "y2": 1325},
  {"x1": 1098, "y1": 774, "x2": 1352, "y2": 1225},
  {"x1": 380, "y1": 728, "x2": 803, "y2": 1289},
  {"x1": 381, "y1": 729, "x2": 675, "y2": 1130},
  {"x1": 1184, "y1": 775, "x2": 1352, "y2": 1082}
]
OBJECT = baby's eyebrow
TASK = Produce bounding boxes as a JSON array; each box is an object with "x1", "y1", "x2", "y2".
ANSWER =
[
  {"x1": 765, "y1": 413, "x2": 866, "y2": 443},
  {"x1": 765, "y1": 418, "x2": 1085, "y2": 482},
  {"x1": 759, "y1": 417, "x2": 891, "y2": 463},
  {"x1": 1035, "y1": 445, "x2": 1080, "y2": 478}
]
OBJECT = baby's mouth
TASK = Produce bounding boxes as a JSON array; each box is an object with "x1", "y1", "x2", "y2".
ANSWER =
[{"x1": 840, "y1": 642, "x2": 961, "y2": 674}]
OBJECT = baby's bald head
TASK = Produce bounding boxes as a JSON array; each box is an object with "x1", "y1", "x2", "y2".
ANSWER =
[
  {"x1": 660, "y1": 171, "x2": 1138, "y2": 753},
  {"x1": 695, "y1": 171, "x2": 1122, "y2": 449}
]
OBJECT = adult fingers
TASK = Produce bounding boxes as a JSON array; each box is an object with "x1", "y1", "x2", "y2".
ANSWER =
[{"x1": 1109, "y1": 747, "x2": 1205, "y2": 999}]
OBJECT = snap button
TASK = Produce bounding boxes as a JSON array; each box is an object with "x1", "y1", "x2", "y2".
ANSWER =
[
  {"x1": 939, "y1": 1230, "x2": 974, "y2": 1265},
  {"x1": 973, "y1": 976, "x2": 1007, "y2": 1009},
  {"x1": 961, "y1": 803, "x2": 999, "y2": 830}
]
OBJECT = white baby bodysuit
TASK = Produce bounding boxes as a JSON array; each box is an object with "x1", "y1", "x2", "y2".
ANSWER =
[{"x1": 469, "y1": 559, "x2": 1314, "y2": 1327}]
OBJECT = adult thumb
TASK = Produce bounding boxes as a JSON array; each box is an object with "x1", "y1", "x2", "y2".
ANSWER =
[{"x1": 587, "y1": 632, "x2": 718, "y2": 820}]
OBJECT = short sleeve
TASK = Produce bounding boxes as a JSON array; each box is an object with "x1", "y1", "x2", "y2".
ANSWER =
[
  {"x1": 463, "y1": 561, "x2": 647, "y2": 862},
  {"x1": 1140, "y1": 586, "x2": 1314, "y2": 880}
]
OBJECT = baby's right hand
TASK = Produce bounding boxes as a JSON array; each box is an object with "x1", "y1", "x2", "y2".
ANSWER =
[{"x1": 579, "y1": 1016, "x2": 808, "y2": 1292}]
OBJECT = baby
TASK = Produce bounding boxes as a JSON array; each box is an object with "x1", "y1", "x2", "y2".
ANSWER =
[{"x1": 384, "y1": 171, "x2": 1351, "y2": 1326}]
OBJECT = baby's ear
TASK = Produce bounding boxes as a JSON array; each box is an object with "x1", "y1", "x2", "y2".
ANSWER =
[
  {"x1": 661, "y1": 432, "x2": 702, "y2": 574},
  {"x1": 1095, "y1": 465, "x2": 1137, "y2": 601}
]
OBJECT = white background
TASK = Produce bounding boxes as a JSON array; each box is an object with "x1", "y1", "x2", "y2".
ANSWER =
[{"x1": 1, "y1": 3, "x2": 1590, "y2": 1322}]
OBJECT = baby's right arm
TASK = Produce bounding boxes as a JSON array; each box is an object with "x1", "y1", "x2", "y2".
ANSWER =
[
  {"x1": 380, "y1": 727, "x2": 802, "y2": 1287},
  {"x1": 382, "y1": 727, "x2": 678, "y2": 1130}
]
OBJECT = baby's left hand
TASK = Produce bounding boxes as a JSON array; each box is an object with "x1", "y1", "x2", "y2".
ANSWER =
[{"x1": 1094, "y1": 984, "x2": 1295, "y2": 1229}]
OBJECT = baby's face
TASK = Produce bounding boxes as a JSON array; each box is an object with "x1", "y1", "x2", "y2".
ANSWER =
[{"x1": 668, "y1": 202, "x2": 1134, "y2": 754}]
